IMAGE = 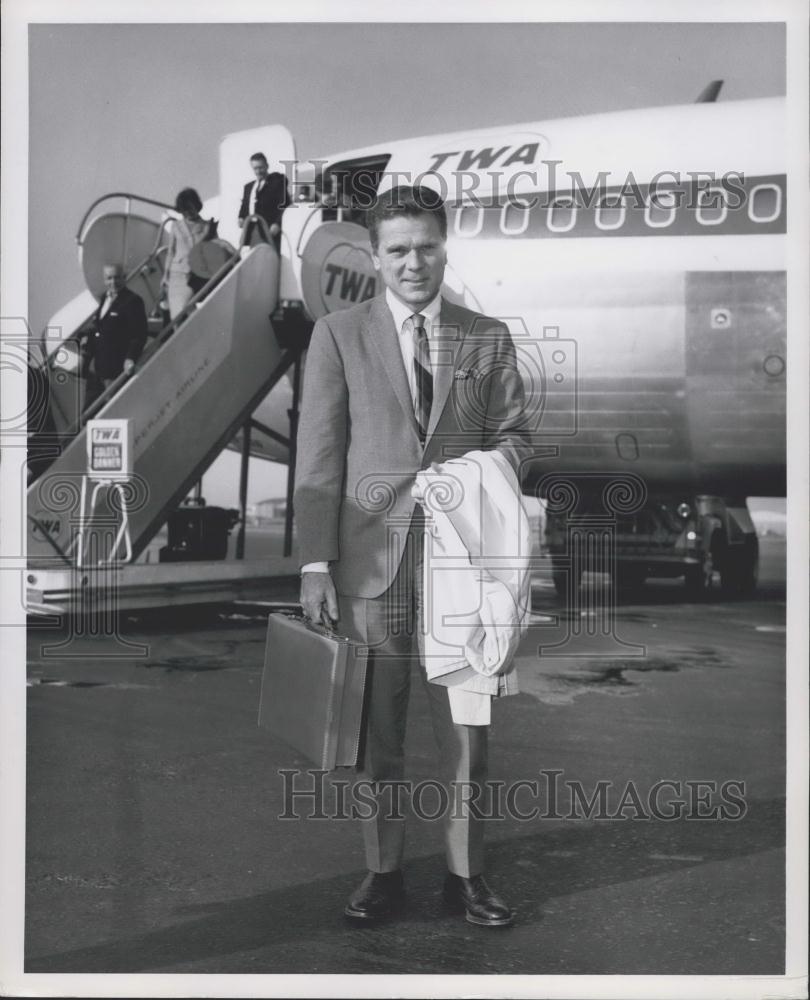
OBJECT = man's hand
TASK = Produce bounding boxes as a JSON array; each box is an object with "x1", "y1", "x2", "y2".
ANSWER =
[
  {"x1": 123, "y1": 359, "x2": 135, "y2": 375},
  {"x1": 300, "y1": 571, "x2": 339, "y2": 629},
  {"x1": 269, "y1": 223, "x2": 281, "y2": 237}
]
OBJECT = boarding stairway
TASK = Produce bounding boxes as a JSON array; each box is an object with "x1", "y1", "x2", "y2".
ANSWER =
[{"x1": 27, "y1": 193, "x2": 305, "y2": 576}]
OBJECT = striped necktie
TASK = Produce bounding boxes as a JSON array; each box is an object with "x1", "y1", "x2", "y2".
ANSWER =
[{"x1": 411, "y1": 313, "x2": 432, "y2": 442}]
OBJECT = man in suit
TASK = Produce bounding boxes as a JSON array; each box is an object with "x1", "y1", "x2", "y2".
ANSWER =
[
  {"x1": 81, "y1": 263, "x2": 148, "y2": 408},
  {"x1": 238, "y1": 152, "x2": 289, "y2": 246},
  {"x1": 294, "y1": 185, "x2": 532, "y2": 927}
]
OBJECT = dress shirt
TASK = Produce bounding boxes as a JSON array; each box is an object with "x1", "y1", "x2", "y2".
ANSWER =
[
  {"x1": 301, "y1": 288, "x2": 443, "y2": 576},
  {"x1": 384, "y1": 287, "x2": 442, "y2": 408}
]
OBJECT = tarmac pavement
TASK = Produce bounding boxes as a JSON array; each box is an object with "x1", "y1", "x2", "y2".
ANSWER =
[{"x1": 24, "y1": 540, "x2": 787, "y2": 975}]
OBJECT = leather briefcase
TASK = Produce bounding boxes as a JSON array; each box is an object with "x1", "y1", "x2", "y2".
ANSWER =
[{"x1": 258, "y1": 611, "x2": 368, "y2": 770}]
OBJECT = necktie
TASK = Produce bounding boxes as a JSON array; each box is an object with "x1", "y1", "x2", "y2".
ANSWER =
[
  {"x1": 251, "y1": 180, "x2": 263, "y2": 214},
  {"x1": 411, "y1": 313, "x2": 432, "y2": 442}
]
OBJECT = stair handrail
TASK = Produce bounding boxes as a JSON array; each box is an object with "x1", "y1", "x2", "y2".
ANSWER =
[
  {"x1": 58, "y1": 203, "x2": 269, "y2": 364},
  {"x1": 77, "y1": 225, "x2": 268, "y2": 426},
  {"x1": 43, "y1": 210, "x2": 278, "y2": 437},
  {"x1": 40, "y1": 222, "x2": 173, "y2": 358},
  {"x1": 75, "y1": 192, "x2": 177, "y2": 248},
  {"x1": 239, "y1": 213, "x2": 273, "y2": 246}
]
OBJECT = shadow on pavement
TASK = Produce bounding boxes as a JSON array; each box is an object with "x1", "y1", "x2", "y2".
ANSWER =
[{"x1": 26, "y1": 796, "x2": 785, "y2": 974}]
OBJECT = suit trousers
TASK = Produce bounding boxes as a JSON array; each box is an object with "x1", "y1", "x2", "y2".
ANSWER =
[
  {"x1": 82, "y1": 368, "x2": 114, "y2": 412},
  {"x1": 337, "y1": 513, "x2": 487, "y2": 877}
]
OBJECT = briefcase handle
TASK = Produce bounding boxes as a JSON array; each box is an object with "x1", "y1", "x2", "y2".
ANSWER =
[{"x1": 273, "y1": 609, "x2": 350, "y2": 643}]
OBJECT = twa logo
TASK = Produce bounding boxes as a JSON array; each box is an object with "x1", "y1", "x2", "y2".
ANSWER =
[
  {"x1": 425, "y1": 132, "x2": 550, "y2": 175},
  {"x1": 320, "y1": 243, "x2": 378, "y2": 312},
  {"x1": 31, "y1": 512, "x2": 61, "y2": 536},
  {"x1": 91, "y1": 426, "x2": 122, "y2": 443}
]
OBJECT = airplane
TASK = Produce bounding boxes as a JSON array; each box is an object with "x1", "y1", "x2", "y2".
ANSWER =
[{"x1": 27, "y1": 83, "x2": 784, "y2": 605}]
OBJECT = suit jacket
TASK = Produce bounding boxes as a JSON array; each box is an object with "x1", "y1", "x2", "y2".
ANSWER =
[
  {"x1": 294, "y1": 293, "x2": 533, "y2": 598},
  {"x1": 238, "y1": 172, "x2": 289, "y2": 229},
  {"x1": 83, "y1": 286, "x2": 148, "y2": 381}
]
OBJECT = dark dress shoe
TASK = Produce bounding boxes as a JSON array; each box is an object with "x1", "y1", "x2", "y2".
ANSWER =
[
  {"x1": 443, "y1": 873, "x2": 515, "y2": 927},
  {"x1": 344, "y1": 870, "x2": 405, "y2": 922}
]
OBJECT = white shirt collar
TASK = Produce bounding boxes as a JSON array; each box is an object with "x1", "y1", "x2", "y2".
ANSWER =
[{"x1": 385, "y1": 287, "x2": 442, "y2": 335}]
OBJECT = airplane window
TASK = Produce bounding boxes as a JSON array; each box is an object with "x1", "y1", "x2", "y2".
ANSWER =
[
  {"x1": 595, "y1": 195, "x2": 626, "y2": 231},
  {"x1": 547, "y1": 198, "x2": 576, "y2": 233},
  {"x1": 645, "y1": 189, "x2": 678, "y2": 228},
  {"x1": 748, "y1": 183, "x2": 782, "y2": 224},
  {"x1": 500, "y1": 199, "x2": 531, "y2": 236},
  {"x1": 695, "y1": 186, "x2": 728, "y2": 226},
  {"x1": 454, "y1": 204, "x2": 485, "y2": 237}
]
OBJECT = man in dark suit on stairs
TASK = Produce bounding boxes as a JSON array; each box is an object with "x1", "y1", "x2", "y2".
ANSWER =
[
  {"x1": 238, "y1": 151, "x2": 289, "y2": 248},
  {"x1": 81, "y1": 262, "x2": 147, "y2": 409}
]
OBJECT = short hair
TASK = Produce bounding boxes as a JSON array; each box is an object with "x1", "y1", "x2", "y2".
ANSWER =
[
  {"x1": 366, "y1": 185, "x2": 447, "y2": 249},
  {"x1": 103, "y1": 262, "x2": 124, "y2": 274},
  {"x1": 174, "y1": 187, "x2": 203, "y2": 214},
  {"x1": 250, "y1": 152, "x2": 268, "y2": 165}
]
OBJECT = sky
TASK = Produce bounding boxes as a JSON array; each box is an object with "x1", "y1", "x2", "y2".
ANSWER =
[
  {"x1": 28, "y1": 20, "x2": 785, "y2": 336},
  {"x1": 24, "y1": 18, "x2": 786, "y2": 507}
]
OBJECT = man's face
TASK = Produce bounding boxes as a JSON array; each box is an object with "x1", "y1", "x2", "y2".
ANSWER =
[
  {"x1": 372, "y1": 213, "x2": 447, "y2": 310},
  {"x1": 103, "y1": 266, "x2": 124, "y2": 295},
  {"x1": 251, "y1": 158, "x2": 269, "y2": 181}
]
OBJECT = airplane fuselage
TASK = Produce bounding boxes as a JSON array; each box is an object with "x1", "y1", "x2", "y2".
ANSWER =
[{"x1": 262, "y1": 97, "x2": 786, "y2": 497}]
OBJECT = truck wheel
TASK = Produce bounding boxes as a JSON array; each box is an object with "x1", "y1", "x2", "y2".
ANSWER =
[
  {"x1": 684, "y1": 542, "x2": 718, "y2": 599},
  {"x1": 721, "y1": 538, "x2": 759, "y2": 598}
]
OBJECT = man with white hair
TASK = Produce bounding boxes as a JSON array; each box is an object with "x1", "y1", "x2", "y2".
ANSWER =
[{"x1": 81, "y1": 263, "x2": 147, "y2": 406}]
